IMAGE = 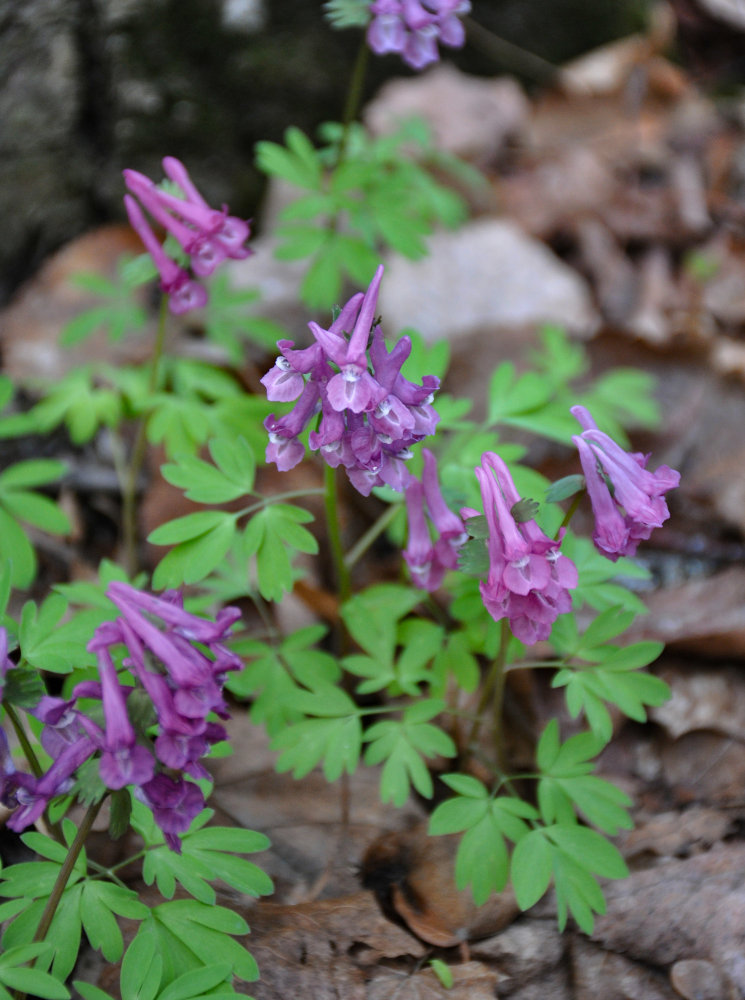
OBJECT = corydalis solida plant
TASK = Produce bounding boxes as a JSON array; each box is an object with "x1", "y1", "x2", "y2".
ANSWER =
[
  {"x1": 1, "y1": 584, "x2": 242, "y2": 851},
  {"x1": 262, "y1": 264, "x2": 439, "y2": 495},
  {"x1": 124, "y1": 157, "x2": 252, "y2": 315}
]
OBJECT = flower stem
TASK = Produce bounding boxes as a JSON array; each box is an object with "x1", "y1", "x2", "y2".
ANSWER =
[
  {"x1": 4, "y1": 703, "x2": 43, "y2": 779},
  {"x1": 324, "y1": 464, "x2": 351, "y2": 607},
  {"x1": 12, "y1": 799, "x2": 106, "y2": 1000},
  {"x1": 122, "y1": 294, "x2": 169, "y2": 577},
  {"x1": 344, "y1": 501, "x2": 401, "y2": 569},
  {"x1": 555, "y1": 492, "x2": 583, "y2": 539},
  {"x1": 465, "y1": 619, "x2": 510, "y2": 768},
  {"x1": 338, "y1": 38, "x2": 370, "y2": 164}
]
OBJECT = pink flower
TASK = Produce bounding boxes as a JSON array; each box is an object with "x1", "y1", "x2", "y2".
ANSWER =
[
  {"x1": 571, "y1": 405, "x2": 680, "y2": 561},
  {"x1": 473, "y1": 452, "x2": 577, "y2": 644}
]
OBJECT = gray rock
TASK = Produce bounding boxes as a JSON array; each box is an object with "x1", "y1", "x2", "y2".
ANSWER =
[{"x1": 379, "y1": 218, "x2": 599, "y2": 343}]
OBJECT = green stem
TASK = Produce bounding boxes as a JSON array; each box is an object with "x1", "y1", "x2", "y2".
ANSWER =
[
  {"x1": 4, "y1": 703, "x2": 43, "y2": 779},
  {"x1": 556, "y1": 492, "x2": 583, "y2": 538},
  {"x1": 12, "y1": 799, "x2": 106, "y2": 1000},
  {"x1": 344, "y1": 501, "x2": 401, "y2": 569},
  {"x1": 324, "y1": 464, "x2": 351, "y2": 607},
  {"x1": 338, "y1": 38, "x2": 370, "y2": 163},
  {"x1": 465, "y1": 619, "x2": 510, "y2": 766},
  {"x1": 122, "y1": 294, "x2": 169, "y2": 577}
]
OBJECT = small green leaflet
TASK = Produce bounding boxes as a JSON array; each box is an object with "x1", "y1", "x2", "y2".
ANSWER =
[
  {"x1": 19, "y1": 595, "x2": 102, "y2": 673},
  {"x1": 0, "y1": 943, "x2": 70, "y2": 1000},
  {"x1": 242, "y1": 502, "x2": 317, "y2": 601},
  {"x1": 60, "y1": 258, "x2": 148, "y2": 347},
  {"x1": 429, "y1": 776, "x2": 538, "y2": 904},
  {"x1": 511, "y1": 824, "x2": 628, "y2": 933},
  {"x1": 363, "y1": 700, "x2": 456, "y2": 807},
  {"x1": 0, "y1": 459, "x2": 70, "y2": 588},
  {"x1": 535, "y1": 720, "x2": 633, "y2": 834},
  {"x1": 150, "y1": 510, "x2": 239, "y2": 589},
  {"x1": 132, "y1": 804, "x2": 273, "y2": 905},
  {"x1": 161, "y1": 436, "x2": 256, "y2": 504}
]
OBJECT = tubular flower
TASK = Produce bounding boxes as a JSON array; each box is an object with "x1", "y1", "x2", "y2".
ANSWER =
[
  {"x1": 472, "y1": 452, "x2": 578, "y2": 645},
  {"x1": 123, "y1": 158, "x2": 251, "y2": 314},
  {"x1": 261, "y1": 265, "x2": 441, "y2": 495},
  {"x1": 403, "y1": 449, "x2": 467, "y2": 590},
  {"x1": 0, "y1": 584, "x2": 242, "y2": 850},
  {"x1": 367, "y1": 0, "x2": 470, "y2": 69},
  {"x1": 571, "y1": 405, "x2": 680, "y2": 562}
]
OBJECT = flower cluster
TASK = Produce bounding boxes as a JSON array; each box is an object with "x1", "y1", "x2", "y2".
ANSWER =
[
  {"x1": 571, "y1": 405, "x2": 680, "y2": 562},
  {"x1": 123, "y1": 157, "x2": 252, "y2": 315},
  {"x1": 0, "y1": 584, "x2": 242, "y2": 851},
  {"x1": 261, "y1": 265, "x2": 440, "y2": 496},
  {"x1": 470, "y1": 452, "x2": 578, "y2": 645},
  {"x1": 367, "y1": 0, "x2": 471, "y2": 69},
  {"x1": 403, "y1": 448, "x2": 467, "y2": 590}
]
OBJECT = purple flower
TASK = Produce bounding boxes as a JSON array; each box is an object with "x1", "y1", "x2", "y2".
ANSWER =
[
  {"x1": 124, "y1": 195, "x2": 207, "y2": 315},
  {"x1": 404, "y1": 449, "x2": 467, "y2": 590},
  {"x1": 261, "y1": 265, "x2": 441, "y2": 495},
  {"x1": 123, "y1": 158, "x2": 251, "y2": 314},
  {"x1": 6, "y1": 735, "x2": 97, "y2": 832},
  {"x1": 78, "y1": 645, "x2": 155, "y2": 791},
  {"x1": 473, "y1": 452, "x2": 578, "y2": 645},
  {"x1": 367, "y1": 0, "x2": 470, "y2": 70},
  {"x1": 571, "y1": 405, "x2": 680, "y2": 562},
  {"x1": 137, "y1": 773, "x2": 205, "y2": 852},
  {"x1": 106, "y1": 583, "x2": 241, "y2": 722}
]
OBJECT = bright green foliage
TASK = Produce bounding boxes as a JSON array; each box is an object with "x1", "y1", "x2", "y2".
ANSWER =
[
  {"x1": 149, "y1": 510, "x2": 239, "y2": 588},
  {"x1": 428, "y1": 959, "x2": 454, "y2": 990},
  {"x1": 323, "y1": 0, "x2": 370, "y2": 28},
  {"x1": 484, "y1": 327, "x2": 659, "y2": 448},
  {"x1": 550, "y1": 608, "x2": 669, "y2": 741},
  {"x1": 363, "y1": 700, "x2": 456, "y2": 806},
  {"x1": 161, "y1": 437, "x2": 256, "y2": 503},
  {"x1": 59, "y1": 258, "x2": 148, "y2": 347},
  {"x1": 23, "y1": 367, "x2": 123, "y2": 444},
  {"x1": 0, "y1": 459, "x2": 70, "y2": 587},
  {"x1": 535, "y1": 720, "x2": 633, "y2": 834},
  {"x1": 131, "y1": 803, "x2": 273, "y2": 905},
  {"x1": 511, "y1": 824, "x2": 628, "y2": 933},
  {"x1": 128, "y1": 900, "x2": 257, "y2": 991},
  {"x1": 19, "y1": 594, "x2": 105, "y2": 673},
  {"x1": 0, "y1": 827, "x2": 147, "y2": 981},
  {"x1": 256, "y1": 119, "x2": 480, "y2": 308},
  {"x1": 429, "y1": 776, "x2": 537, "y2": 903},
  {"x1": 341, "y1": 583, "x2": 423, "y2": 666},
  {"x1": 0, "y1": 944, "x2": 70, "y2": 1000},
  {"x1": 203, "y1": 272, "x2": 290, "y2": 364},
  {"x1": 558, "y1": 533, "x2": 650, "y2": 615},
  {"x1": 242, "y1": 502, "x2": 318, "y2": 601},
  {"x1": 271, "y1": 686, "x2": 363, "y2": 781},
  {"x1": 343, "y1": 615, "x2": 444, "y2": 696},
  {"x1": 228, "y1": 624, "x2": 341, "y2": 736}
]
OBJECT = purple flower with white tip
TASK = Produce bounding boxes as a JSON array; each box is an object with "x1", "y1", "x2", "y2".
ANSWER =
[
  {"x1": 571, "y1": 405, "x2": 680, "y2": 562},
  {"x1": 404, "y1": 449, "x2": 467, "y2": 591},
  {"x1": 473, "y1": 452, "x2": 578, "y2": 645},
  {"x1": 123, "y1": 157, "x2": 251, "y2": 314},
  {"x1": 261, "y1": 265, "x2": 441, "y2": 495},
  {"x1": 367, "y1": 0, "x2": 470, "y2": 70}
]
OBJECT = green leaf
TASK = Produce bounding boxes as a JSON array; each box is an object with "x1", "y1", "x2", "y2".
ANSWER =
[
  {"x1": 256, "y1": 128, "x2": 322, "y2": 190},
  {"x1": 157, "y1": 963, "x2": 233, "y2": 1000},
  {"x1": 429, "y1": 959, "x2": 454, "y2": 990},
  {"x1": 0, "y1": 506, "x2": 36, "y2": 587},
  {"x1": 121, "y1": 931, "x2": 163, "y2": 1000},
  {"x1": 511, "y1": 830, "x2": 554, "y2": 910}
]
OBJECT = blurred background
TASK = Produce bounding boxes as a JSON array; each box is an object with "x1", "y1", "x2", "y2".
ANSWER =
[{"x1": 6, "y1": 0, "x2": 740, "y2": 304}]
